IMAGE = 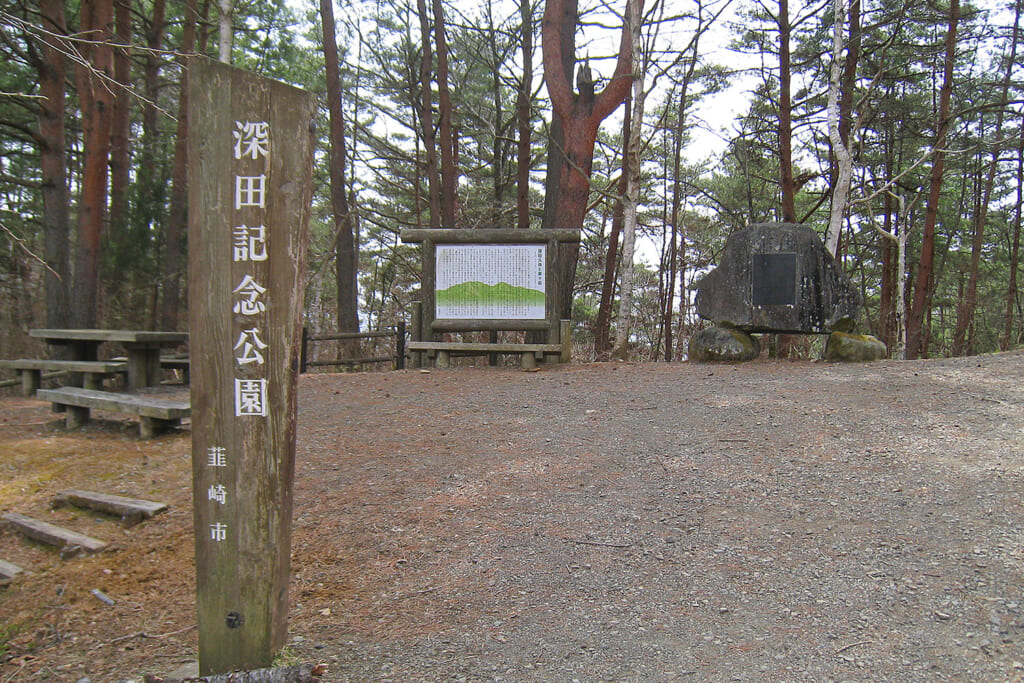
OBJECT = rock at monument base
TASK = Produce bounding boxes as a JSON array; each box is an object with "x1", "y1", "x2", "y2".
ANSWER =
[
  {"x1": 824, "y1": 331, "x2": 887, "y2": 362},
  {"x1": 694, "y1": 222, "x2": 862, "y2": 334},
  {"x1": 689, "y1": 326, "x2": 761, "y2": 362}
]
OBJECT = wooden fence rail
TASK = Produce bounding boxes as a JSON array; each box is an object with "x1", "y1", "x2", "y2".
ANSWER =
[{"x1": 299, "y1": 323, "x2": 405, "y2": 372}]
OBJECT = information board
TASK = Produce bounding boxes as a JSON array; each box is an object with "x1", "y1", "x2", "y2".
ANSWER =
[{"x1": 435, "y1": 244, "x2": 546, "y2": 320}]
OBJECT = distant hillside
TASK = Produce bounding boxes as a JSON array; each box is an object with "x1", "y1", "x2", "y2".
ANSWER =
[{"x1": 436, "y1": 280, "x2": 545, "y2": 307}]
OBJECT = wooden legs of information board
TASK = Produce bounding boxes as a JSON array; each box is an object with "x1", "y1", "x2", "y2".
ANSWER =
[{"x1": 408, "y1": 317, "x2": 571, "y2": 369}]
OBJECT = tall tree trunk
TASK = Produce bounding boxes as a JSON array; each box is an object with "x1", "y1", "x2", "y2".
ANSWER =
[
  {"x1": 37, "y1": 0, "x2": 72, "y2": 328},
  {"x1": 516, "y1": 0, "x2": 533, "y2": 230},
  {"x1": 320, "y1": 0, "x2": 359, "y2": 333},
  {"x1": 611, "y1": 1, "x2": 645, "y2": 360},
  {"x1": 825, "y1": 0, "x2": 860, "y2": 255},
  {"x1": 662, "y1": 197, "x2": 678, "y2": 362},
  {"x1": 73, "y1": 0, "x2": 116, "y2": 328},
  {"x1": 539, "y1": 0, "x2": 576, "y2": 232},
  {"x1": 126, "y1": 0, "x2": 166, "y2": 311},
  {"x1": 432, "y1": 0, "x2": 457, "y2": 227},
  {"x1": 541, "y1": 0, "x2": 639, "y2": 324},
  {"x1": 877, "y1": 190, "x2": 897, "y2": 348},
  {"x1": 416, "y1": 0, "x2": 441, "y2": 229},
  {"x1": 952, "y1": 0, "x2": 1018, "y2": 356},
  {"x1": 161, "y1": 0, "x2": 198, "y2": 330},
  {"x1": 594, "y1": 103, "x2": 630, "y2": 360},
  {"x1": 907, "y1": 0, "x2": 959, "y2": 359},
  {"x1": 108, "y1": 0, "x2": 132, "y2": 256},
  {"x1": 198, "y1": 0, "x2": 214, "y2": 52},
  {"x1": 663, "y1": 98, "x2": 687, "y2": 362},
  {"x1": 487, "y1": 6, "x2": 507, "y2": 228},
  {"x1": 1002, "y1": 119, "x2": 1024, "y2": 350},
  {"x1": 778, "y1": 0, "x2": 796, "y2": 223},
  {"x1": 218, "y1": 0, "x2": 232, "y2": 62}
]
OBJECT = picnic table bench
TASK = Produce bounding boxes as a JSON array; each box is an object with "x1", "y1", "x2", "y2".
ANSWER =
[
  {"x1": 0, "y1": 359, "x2": 126, "y2": 395},
  {"x1": 29, "y1": 329, "x2": 188, "y2": 390},
  {"x1": 36, "y1": 386, "x2": 190, "y2": 438}
]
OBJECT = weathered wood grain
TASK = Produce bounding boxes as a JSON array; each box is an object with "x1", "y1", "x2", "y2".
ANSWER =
[
  {"x1": 2, "y1": 512, "x2": 107, "y2": 553},
  {"x1": 53, "y1": 489, "x2": 168, "y2": 525}
]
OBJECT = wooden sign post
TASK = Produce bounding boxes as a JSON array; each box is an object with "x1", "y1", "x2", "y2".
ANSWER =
[{"x1": 187, "y1": 57, "x2": 315, "y2": 675}]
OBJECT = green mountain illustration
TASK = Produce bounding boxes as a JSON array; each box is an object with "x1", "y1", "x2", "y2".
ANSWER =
[{"x1": 437, "y1": 281, "x2": 545, "y2": 307}]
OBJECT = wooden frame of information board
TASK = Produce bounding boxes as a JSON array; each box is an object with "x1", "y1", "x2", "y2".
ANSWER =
[{"x1": 400, "y1": 229, "x2": 580, "y2": 368}]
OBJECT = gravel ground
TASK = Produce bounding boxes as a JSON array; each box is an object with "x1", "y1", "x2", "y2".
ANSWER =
[
  {"x1": 286, "y1": 352, "x2": 1024, "y2": 682},
  {"x1": 1, "y1": 352, "x2": 1023, "y2": 682}
]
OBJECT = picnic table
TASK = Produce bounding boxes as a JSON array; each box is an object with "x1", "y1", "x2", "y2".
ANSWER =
[{"x1": 29, "y1": 329, "x2": 188, "y2": 390}]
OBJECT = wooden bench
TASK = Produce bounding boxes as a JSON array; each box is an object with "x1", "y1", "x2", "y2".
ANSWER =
[
  {"x1": 0, "y1": 359, "x2": 127, "y2": 395},
  {"x1": 407, "y1": 341, "x2": 567, "y2": 369},
  {"x1": 36, "y1": 386, "x2": 190, "y2": 438}
]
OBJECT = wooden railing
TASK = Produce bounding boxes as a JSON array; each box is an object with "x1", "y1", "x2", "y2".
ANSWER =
[{"x1": 299, "y1": 323, "x2": 406, "y2": 372}]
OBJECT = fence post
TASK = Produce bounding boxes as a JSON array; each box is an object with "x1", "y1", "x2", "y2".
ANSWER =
[
  {"x1": 560, "y1": 319, "x2": 572, "y2": 363},
  {"x1": 395, "y1": 322, "x2": 406, "y2": 370},
  {"x1": 410, "y1": 301, "x2": 422, "y2": 369},
  {"x1": 300, "y1": 327, "x2": 308, "y2": 374}
]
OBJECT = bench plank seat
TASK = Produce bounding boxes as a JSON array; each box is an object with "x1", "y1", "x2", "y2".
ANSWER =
[
  {"x1": 2, "y1": 512, "x2": 107, "y2": 554},
  {"x1": 36, "y1": 386, "x2": 190, "y2": 438},
  {"x1": 53, "y1": 489, "x2": 168, "y2": 527},
  {"x1": 0, "y1": 359, "x2": 127, "y2": 395},
  {"x1": 0, "y1": 359, "x2": 127, "y2": 372},
  {"x1": 407, "y1": 341, "x2": 563, "y2": 354}
]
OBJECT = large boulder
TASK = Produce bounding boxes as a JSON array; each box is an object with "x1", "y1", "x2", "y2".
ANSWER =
[
  {"x1": 695, "y1": 222, "x2": 862, "y2": 334},
  {"x1": 824, "y1": 331, "x2": 887, "y2": 362},
  {"x1": 689, "y1": 326, "x2": 761, "y2": 362}
]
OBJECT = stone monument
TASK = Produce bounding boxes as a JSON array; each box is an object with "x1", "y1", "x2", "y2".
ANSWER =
[{"x1": 691, "y1": 222, "x2": 884, "y2": 362}]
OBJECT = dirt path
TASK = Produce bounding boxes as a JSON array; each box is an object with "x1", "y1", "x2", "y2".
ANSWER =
[{"x1": 2, "y1": 352, "x2": 1023, "y2": 681}]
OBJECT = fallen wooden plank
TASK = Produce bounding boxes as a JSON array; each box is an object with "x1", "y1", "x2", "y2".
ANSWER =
[
  {"x1": 1, "y1": 512, "x2": 107, "y2": 554},
  {"x1": 0, "y1": 558, "x2": 26, "y2": 581},
  {"x1": 53, "y1": 489, "x2": 168, "y2": 526}
]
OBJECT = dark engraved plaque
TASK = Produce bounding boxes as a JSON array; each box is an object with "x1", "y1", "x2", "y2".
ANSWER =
[{"x1": 752, "y1": 253, "x2": 797, "y2": 306}]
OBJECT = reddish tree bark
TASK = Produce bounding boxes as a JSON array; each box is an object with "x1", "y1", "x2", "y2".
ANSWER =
[
  {"x1": 907, "y1": 0, "x2": 959, "y2": 359},
  {"x1": 36, "y1": 0, "x2": 72, "y2": 328},
  {"x1": 72, "y1": 0, "x2": 115, "y2": 327},
  {"x1": 541, "y1": 0, "x2": 639, "y2": 322}
]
